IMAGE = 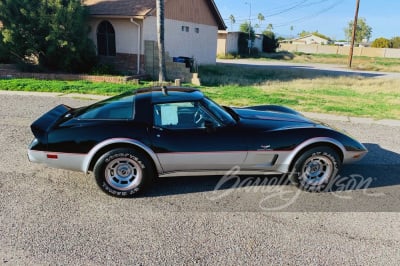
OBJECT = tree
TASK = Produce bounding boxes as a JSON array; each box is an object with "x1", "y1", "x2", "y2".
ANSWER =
[
  {"x1": 239, "y1": 22, "x2": 255, "y2": 40},
  {"x1": 266, "y1": 23, "x2": 273, "y2": 32},
  {"x1": 0, "y1": 29, "x2": 12, "y2": 63},
  {"x1": 257, "y1": 13, "x2": 265, "y2": 27},
  {"x1": 390, "y1": 37, "x2": 400, "y2": 48},
  {"x1": 156, "y1": 0, "x2": 167, "y2": 82},
  {"x1": 0, "y1": 0, "x2": 96, "y2": 72},
  {"x1": 229, "y1": 14, "x2": 236, "y2": 31},
  {"x1": 239, "y1": 22, "x2": 255, "y2": 55},
  {"x1": 371, "y1": 37, "x2": 391, "y2": 48},
  {"x1": 262, "y1": 31, "x2": 278, "y2": 53},
  {"x1": 344, "y1": 17, "x2": 372, "y2": 43}
]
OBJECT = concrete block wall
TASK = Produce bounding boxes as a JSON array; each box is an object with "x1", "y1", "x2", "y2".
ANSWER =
[
  {"x1": 144, "y1": 40, "x2": 201, "y2": 85},
  {"x1": 279, "y1": 43, "x2": 400, "y2": 59}
]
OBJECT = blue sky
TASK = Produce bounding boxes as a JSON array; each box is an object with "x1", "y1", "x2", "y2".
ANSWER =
[{"x1": 214, "y1": 0, "x2": 400, "y2": 41}]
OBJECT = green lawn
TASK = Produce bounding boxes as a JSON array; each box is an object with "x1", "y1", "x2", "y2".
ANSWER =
[
  {"x1": 0, "y1": 78, "x2": 143, "y2": 95},
  {"x1": 1, "y1": 63, "x2": 399, "y2": 120}
]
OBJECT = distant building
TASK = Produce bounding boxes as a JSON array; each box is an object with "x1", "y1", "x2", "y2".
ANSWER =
[
  {"x1": 285, "y1": 34, "x2": 330, "y2": 45},
  {"x1": 334, "y1": 41, "x2": 350, "y2": 46},
  {"x1": 217, "y1": 31, "x2": 263, "y2": 55}
]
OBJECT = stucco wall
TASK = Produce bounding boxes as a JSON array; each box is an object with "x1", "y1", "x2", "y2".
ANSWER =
[
  {"x1": 226, "y1": 33, "x2": 239, "y2": 54},
  {"x1": 143, "y1": 16, "x2": 218, "y2": 65},
  {"x1": 87, "y1": 16, "x2": 218, "y2": 71},
  {"x1": 217, "y1": 33, "x2": 227, "y2": 55},
  {"x1": 88, "y1": 18, "x2": 141, "y2": 55}
]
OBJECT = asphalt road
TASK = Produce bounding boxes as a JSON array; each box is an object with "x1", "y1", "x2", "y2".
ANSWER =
[
  {"x1": 217, "y1": 58, "x2": 400, "y2": 79},
  {"x1": 1, "y1": 92, "x2": 400, "y2": 265}
]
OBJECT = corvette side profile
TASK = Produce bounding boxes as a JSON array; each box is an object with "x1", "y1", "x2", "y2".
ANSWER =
[{"x1": 28, "y1": 87, "x2": 367, "y2": 197}]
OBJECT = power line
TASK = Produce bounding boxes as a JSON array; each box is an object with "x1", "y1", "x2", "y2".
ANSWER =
[
  {"x1": 273, "y1": 0, "x2": 345, "y2": 28},
  {"x1": 223, "y1": 0, "x2": 345, "y2": 30}
]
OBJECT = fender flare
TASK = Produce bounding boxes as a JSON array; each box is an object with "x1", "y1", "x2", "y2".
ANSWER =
[
  {"x1": 277, "y1": 137, "x2": 346, "y2": 173},
  {"x1": 82, "y1": 138, "x2": 163, "y2": 174}
]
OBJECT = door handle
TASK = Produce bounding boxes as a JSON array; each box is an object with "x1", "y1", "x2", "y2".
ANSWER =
[{"x1": 153, "y1": 126, "x2": 164, "y2": 131}]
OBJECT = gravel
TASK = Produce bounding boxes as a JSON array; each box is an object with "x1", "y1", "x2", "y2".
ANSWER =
[{"x1": 1, "y1": 92, "x2": 400, "y2": 265}]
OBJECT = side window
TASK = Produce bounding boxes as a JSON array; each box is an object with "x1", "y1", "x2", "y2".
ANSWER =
[
  {"x1": 153, "y1": 102, "x2": 219, "y2": 129},
  {"x1": 78, "y1": 94, "x2": 135, "y2": 120}
]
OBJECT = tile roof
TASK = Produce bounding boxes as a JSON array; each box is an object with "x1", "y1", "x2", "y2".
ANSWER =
[{"x1": 83, "y1": 0, "x2": 155, "y2": 17}]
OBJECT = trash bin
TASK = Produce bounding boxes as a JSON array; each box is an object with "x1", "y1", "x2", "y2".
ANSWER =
[{"x1": 173, "y1": 56, "x2": 195, "y2": 72}]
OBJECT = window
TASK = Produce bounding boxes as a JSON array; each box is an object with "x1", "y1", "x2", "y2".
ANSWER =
[
  {"x1": 181, "y1": 26, "x2": 189, "y2": 32},
  {"x1": 153, "y1": 102, "x2": 219, "y2": 129},
  {"x1": 97, "y1": 21, "x2": 116, "y2": 56},
  {"x1": 195, "y1": 28, "x2": 200, "y2": 34},
  {"x1": 77, "y1": 93, "x2": 135, "y2": 120}
]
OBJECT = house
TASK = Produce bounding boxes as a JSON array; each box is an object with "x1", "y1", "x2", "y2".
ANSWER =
[
  {"x1": 84, "y1": 0, "x2": 226, "y2": 78},
  {"x1": 217, "y1": 31, "x2": 263, "y2": 55},
  {"x1": 289, "y1": 34, "x2": 330, "y2": 45},
  {"x1": 217, "y1": 31, "x2": 240, "y2": 55}
]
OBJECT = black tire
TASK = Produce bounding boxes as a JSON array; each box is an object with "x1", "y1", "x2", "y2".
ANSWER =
[
  {"x1": 288, "y1": 147, "x2": 341, "y2": 192},
  {"x1": 93, "y1": 148, "x2": 155, "y2": 197}
]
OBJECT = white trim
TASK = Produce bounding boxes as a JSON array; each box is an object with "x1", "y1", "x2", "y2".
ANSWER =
[{"x1": 130, "y1": 18, "x2": 141, "y2": 74}]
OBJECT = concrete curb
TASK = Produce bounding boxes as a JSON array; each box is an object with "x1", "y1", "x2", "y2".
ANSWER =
[
  {"x1": 1, "y1": 90, "x2": 399, "y2": 127},
  {"x1": 0, "y1": 90, "x2": 107, "y2": 100}
]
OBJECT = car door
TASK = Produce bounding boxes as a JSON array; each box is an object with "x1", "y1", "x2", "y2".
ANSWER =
[{"x1": 150, "y1": 101, "x2": 247, "y2": 172}]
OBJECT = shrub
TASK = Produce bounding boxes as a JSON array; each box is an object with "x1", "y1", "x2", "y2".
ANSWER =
[
  {"x1": 262, "y1": 31, "x2": 279, "y2": 53},
  {"x1": 371, "y1": 37, "x2": 391, "y2": 48}
]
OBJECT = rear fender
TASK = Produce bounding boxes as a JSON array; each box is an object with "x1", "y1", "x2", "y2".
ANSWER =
[
  {"x1": 30, "y1": 104, "x2": 72, "y2": 143},
  {"x1": 83, "y1": 138, "x2": 163, "y2": 174}
]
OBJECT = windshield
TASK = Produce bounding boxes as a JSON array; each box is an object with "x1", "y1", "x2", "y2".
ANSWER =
[{"x1": 202, "y1": 97, "x2": 236, "y2": 125}]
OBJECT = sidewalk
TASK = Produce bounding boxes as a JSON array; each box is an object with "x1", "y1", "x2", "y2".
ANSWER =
[
  {"x1": 1, "y1": 90, "x2": 400, "y2": 127},
  {"x1": 302, "y1": 112, "x2": 400, "y2": 127}
]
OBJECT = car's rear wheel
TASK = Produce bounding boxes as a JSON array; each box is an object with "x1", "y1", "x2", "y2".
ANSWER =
[
  {"x1": 289, "y1": 147, "x2": 340, "y2": 192},
  {"x1": 94, "y1": 148, "x2": 155, "y2": 197}
]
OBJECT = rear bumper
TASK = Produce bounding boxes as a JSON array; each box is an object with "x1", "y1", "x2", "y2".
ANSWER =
[{"x1": 28, "y1": 148, "x2": 87, "y2": 172}]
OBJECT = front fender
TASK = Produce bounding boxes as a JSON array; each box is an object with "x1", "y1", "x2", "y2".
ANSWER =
[
  {"x1": 277, "y1": 137, "x2": 346, "y2": 173},
  {"x1": 245, "y1": 105, "x2": 301, "y2": 116}
]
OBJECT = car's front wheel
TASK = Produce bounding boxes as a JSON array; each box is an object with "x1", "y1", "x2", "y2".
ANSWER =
[
  {"x1": 94, "y1": 148, "x2": 155, "y2": 197},
  {"x1": 289, "y1": 147, "x2": 341, "y2": 192}
]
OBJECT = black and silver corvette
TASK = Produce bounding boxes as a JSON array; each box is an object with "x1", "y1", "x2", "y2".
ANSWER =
[{"x1": 28, "y1": 87, "x2": 367, "y2": 197}]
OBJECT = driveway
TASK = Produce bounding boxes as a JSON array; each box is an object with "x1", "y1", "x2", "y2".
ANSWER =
[
  {"x1": 217, "y1": 58, "x2": 400, "y2": 79},
  {"x1": 1, "y1": 92, "x2": 400, "y2": 265}
]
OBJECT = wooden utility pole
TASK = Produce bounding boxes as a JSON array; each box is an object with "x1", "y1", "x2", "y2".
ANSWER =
[
  {"x1": 156, "y1": 0, "x2": 167, "y2": 82},
  {"x1": 348, "y1": 0, "x2": 360, "y2": 68},
  {"x1": 245, "y1": 2, "x2": 251, "y2": 55}
]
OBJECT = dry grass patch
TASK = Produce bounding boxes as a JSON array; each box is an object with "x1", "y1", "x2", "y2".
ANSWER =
[{"x1": 199, "y1": 64, "x2": 400, "y2": 120}]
